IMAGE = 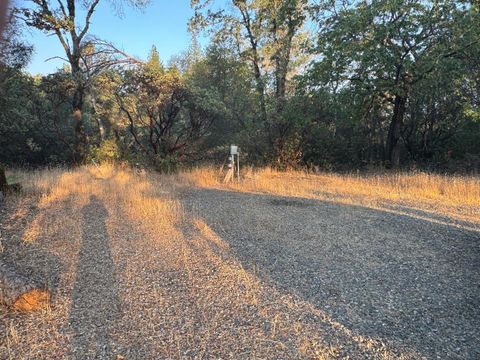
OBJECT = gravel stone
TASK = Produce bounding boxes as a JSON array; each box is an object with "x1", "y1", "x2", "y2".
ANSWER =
[{"x1": 180, "y1": 188, "x2": 480, "y2": 360}]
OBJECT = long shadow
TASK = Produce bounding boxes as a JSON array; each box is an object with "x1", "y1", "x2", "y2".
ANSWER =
[
  {"x1": 0, "y1": 195, "x2": 63, "y2": 306},
  {"x1": 69, "y1": 195, "x2": 120, "y2": 359},
  {"x1": 180, "y1": 187, "x2": 480, "y2": 359}
]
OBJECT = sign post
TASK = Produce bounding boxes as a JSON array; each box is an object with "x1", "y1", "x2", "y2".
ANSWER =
[
  {"x1": 237, "y1": 149, "x2": 240, "y2": 182},
  {"x1": 224, "y1": 145, "x2": 240, "y2": 183}
]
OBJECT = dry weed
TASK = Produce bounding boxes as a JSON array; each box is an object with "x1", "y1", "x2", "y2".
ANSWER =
[
  {"x1": 0, "y1": 164, "x2": 452, "y2": 359},
  {"x1": 179, "y1": 166, "x2": 480, "y2": 224}
]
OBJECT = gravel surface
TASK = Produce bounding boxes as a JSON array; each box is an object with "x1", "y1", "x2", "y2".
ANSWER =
[
  {"x1": 1, "y1": 176, "x2": 479, "y2": 359},
  {"x1": 180, "y1": 187, "x2": 480, "y2": 359}
]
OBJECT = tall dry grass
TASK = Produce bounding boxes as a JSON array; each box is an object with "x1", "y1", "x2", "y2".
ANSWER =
[
  {"x1": 179, "y1": 166, "x2": 480, "y2": 223},
  {"x1": 9, "y1": 163, "x2": 480, "y2": 225},
  {"x1": 8, "y1": 164, "x2": 180, "y2": 244},
  {"x1": 2, "y1": 164, "x2": 421, "y2": 359},
  {"x1": 2, "y1": 164, "x2": 184, "y2": 358}
]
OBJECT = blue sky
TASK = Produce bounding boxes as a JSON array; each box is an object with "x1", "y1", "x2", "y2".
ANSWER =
[{"x1": 23, "y1": 0, "x2": 201, "y2": 75}]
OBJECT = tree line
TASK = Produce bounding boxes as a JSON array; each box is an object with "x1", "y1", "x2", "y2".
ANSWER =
[{"x1": 0, "y1": 0, "x2": 479, "y2": 172}]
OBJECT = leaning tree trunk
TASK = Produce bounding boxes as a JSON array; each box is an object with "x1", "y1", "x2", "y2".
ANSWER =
[
  {"x1": 386, "y1": 95, "x2": 407, "y2": 169},
  {"x1": 0, "y1": 260, "x2": 50, "y2": 311}
]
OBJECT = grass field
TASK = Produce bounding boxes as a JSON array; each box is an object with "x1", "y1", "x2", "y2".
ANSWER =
[{"x1": 1, "y1": 164, "x2": 478, "y2": 359}]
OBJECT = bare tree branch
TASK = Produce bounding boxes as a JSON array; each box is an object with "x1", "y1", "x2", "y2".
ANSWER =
[{"x1": 79, "y1": 0, "x2": 101, "y2": 41}]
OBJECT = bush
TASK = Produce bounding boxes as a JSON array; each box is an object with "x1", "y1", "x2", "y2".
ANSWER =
[{"x1": 87, "y1": 140, "x2": 120, "y2": 164}]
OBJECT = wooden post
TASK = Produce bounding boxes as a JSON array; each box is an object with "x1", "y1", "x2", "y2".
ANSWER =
[
  {"x1": 237, "y1": 151, "x2": 240, "y2": 182},
  {"x1": 223, "y1": 155, "x2": 234, "y2": 183}
]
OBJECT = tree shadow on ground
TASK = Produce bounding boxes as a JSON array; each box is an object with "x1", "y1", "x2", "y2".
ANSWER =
[
  {"x1": 69, "y1": 195, "x2": 120, "y2": 359},
  {"x1": 180, "y1": 187, "x2": 480, "y2": 359}
]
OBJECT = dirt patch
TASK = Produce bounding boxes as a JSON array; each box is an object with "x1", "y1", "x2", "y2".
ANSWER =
[{"x1": 269, "y1": 198, "x2": 312, "y2": 208}]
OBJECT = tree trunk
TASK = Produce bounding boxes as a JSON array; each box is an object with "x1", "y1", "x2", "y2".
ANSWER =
[
  {"x1": 92, "y1": 97, "x2": 107, "y2": 142},
  {"x1": 0, "y1": 166, "x2": 21, "y2": 194},
  {"x1": 251, "y1": 55, "x2": 267, "y2": 125},
  {"x1": 71, "y1": 58, "x2": 87, "y2": 164},
  {"x1": 72, "y1": 85, "x2": 86, "y2": 163},
  {"x1": 386, "y1": 95, "x2": 407, "y2": 168},
  {"x1": 0, "y1": 166, "x2": 6, "y2": 191},
  {"x1": 0, "y1": 260, "x2": 50, "y2": 311}
]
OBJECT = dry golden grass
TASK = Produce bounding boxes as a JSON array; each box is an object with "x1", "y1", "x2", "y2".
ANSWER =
[
  {"x1": 179, "y1": 166, "x2": 480, "y2": 224},
  {"x1": 1, "y1": 164, "x2": 183, "y2": 358},
  {"x1": 0, "y1": 164, "x2": 425, "y2": 358}
]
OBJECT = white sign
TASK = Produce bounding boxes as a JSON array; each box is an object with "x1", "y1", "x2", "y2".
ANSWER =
[{"x1": 230, "y1": 145, "x2": 238, "y2": 155}]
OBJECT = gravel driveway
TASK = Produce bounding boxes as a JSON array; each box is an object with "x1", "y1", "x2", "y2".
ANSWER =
[{"x1": 180, "y1": 188, "x2": 480, "y2": 359}]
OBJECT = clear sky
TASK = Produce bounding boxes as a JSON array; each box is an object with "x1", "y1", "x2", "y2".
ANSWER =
[{"x1": 23, "y1": 0, "x2": 199, "y2": 75}]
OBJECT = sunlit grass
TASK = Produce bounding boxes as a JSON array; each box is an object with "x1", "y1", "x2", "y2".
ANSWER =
[
  {"x1": 7, "y1": 164, "x2": 180, "y2": 245},
  {"x1": 2, "y1": 164, "x2": 426, "y2": 358},
  {"x1": 9, "y1": 164, "x2": 480, "y2": 223},
  {"x1": 179, "y1": 166, "x2": 480, "y2": 223}
]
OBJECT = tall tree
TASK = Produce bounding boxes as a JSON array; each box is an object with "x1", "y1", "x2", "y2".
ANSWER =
[
  {"x1": 116, "y1": 47, "x2": 224, "y2": 170},
  {"x1": 191, "y1": 0, "x2": 309, "y2": 165},
  {"x1": 310, "y1": 0, "x2": 479, "y2": 168},
  {"x1": 17, "y1": 0, "x2": 149, "y2": 162}
]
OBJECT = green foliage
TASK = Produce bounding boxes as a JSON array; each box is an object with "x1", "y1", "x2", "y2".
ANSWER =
[
  {"x1": 1, "y1": 0, "x2": 479, "y2": 172},
  {"x1": 87, "y1": 140, "x2": 121, "y2": 164},
  {"x1": 114, "y1": 53, "x2": 225, "y2": 170},
  {"x1": 304, "y1": 0, "x2": 480, "y2": 170},
  {"x1": 0, "y1": 65, "x2": 74, "y2": 165}
]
